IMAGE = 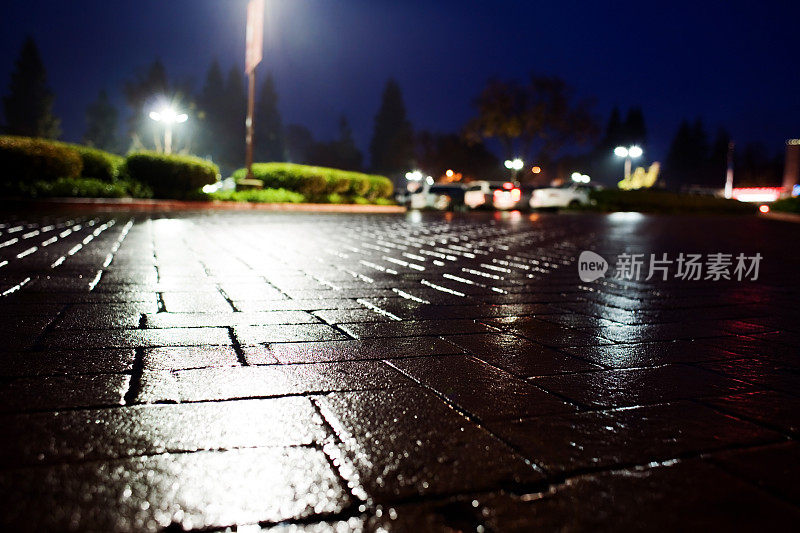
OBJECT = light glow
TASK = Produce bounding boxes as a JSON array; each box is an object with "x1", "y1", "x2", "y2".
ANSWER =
[
  {"x1": 731, "y1": 187, "x2": 782, "y2": 203},
  {"x1": 759, "y1": 204, "x2": 770, "y2": 213},
  {"x1": 614, "y1": 146, "x2": 629, "y2": 158}
]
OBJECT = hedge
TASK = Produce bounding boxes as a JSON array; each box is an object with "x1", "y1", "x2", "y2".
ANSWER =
[
  {"x1": 27, "y1": 177, "x2": 152, "y2": 199},
  {"x1": 232, "y1": 163, "x2": 393, "y2": 202},
  {"x1": 0, "y1": 135, "x2": 82, "y2": 188},
  {"x1": 125, "y1": 152, "x2": 219, "y2": 199},
  {"x1": 771, "y1": 196, "x2": 800, "y2": 214},
  {"x1": 588, "y1": 189, "x2": 758, "y2": 214},
  {"x1": 55, "y1": 142, "x2": 125, "y2": 182}
]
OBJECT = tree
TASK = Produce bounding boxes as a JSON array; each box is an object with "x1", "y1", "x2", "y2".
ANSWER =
[
  {"x1": 417, "y1": 131, "x2": 499, "y2": 181},
  {"x1": 253, "y1": 73, "x2": 285, "y2": 162},
  {"x1": 622, "y1": 107, "x2": 647, "y2": 149},
  {"x1": 369, "y1": 78, "x2": 414, "y2": 177},
  {"x1": 664, "y1": 118, "x2": 710, "y2": 187},
  {"x1": 309, "y1": 116, "x2": 363, "y2": 170},
  {"x1": 82, "y1": 90, "x2": 118, "y2": 151},
  {"x1": 196, "y1": 60, "x2": 227, "y2": 161},
  {"x1": 466, "y1": 74, "x2": 597, "y2": 163},
  {"x1": 285, "y1": 124, "x2": 315, "y2": 163},
  {"x1": 122, "y1": 59, "x2": 169, "y2": 151},
  {"x1": 2, "y1": 36, "x2": 60, "y2": 139},
  {"x1": 465, "y1": 79, "x2": 526, "y2": 159},
  {"x1": 218, "y1": 66, "x2": 247, "y2": 170}
]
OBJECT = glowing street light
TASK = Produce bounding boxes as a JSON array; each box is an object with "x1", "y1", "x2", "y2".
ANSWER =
[
  {"x1": 614, "y1": 145, "x2": 643, "y2": 181},
  {"x1": 571, "y1": 172, "x2": 591, "y2": 184},
  {"x1": 504, "y1": 158, "x2": 524, "y2": 180},
  {"x1": 149, "y1": 106, "x2": 188, "y2": 154}
]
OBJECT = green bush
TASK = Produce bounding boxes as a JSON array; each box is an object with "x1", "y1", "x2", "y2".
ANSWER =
[
  {"x1": 0, "y1": 135, "x2": 82, "y2": 190},
  {"x1": 771, "y1": 196, "x2": 800, "y2": 214},
  {"x1": 210, "y1": 188, "x2": 305, "y2": 203},
  {"x1": 56, "y1": 143, "x2": 125, "y2": 182},
  {"x1": 26, "y1": 177, "x2": 153, "y2": 199},
  {"x1": 125, "y1": 152, "x2": 219, "y2": 199},
  {"x1": 588, "y1": 189, "x2": 758, "y2": 214},
  {"x1": 232, "y1": 162, "x2": 393, "y2": 202}
]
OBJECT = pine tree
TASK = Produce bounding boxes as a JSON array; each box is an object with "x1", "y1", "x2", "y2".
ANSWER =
[
  {"x1": 82, "y1": 90, "x2": 118, "y2": 151},
  {"x1": 253, "y1": 73, "x2": 285, "y2": 162},
  {"x1": 196, "y1": 60, "x2": 226, "y2": 160},
  {"x1": 219, "y1": 67, "x2": 247, "y2": 170},
  {"x1": 122, "y1": 59, "x2": 168, "y2": 151},
  {"x1": 369, "y1": 78, "x2": 414, "y2": 177},
  {"x1": 622, "y1": 107, "x2": 647, "y2": 149},
  {"x1": 2, "y1": 36, "x2": 61, "y2": 139},
  {"x1": 334, "y1": 115, "x2": 362, "y2": 170}
]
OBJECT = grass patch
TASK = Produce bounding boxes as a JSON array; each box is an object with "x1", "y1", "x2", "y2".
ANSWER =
[
  {"x1": 210, "y1": 188, "x2": 306, "y2": 203},
  {"x1": 588, "y1": 189, "x2": 757, "y2": 214},
  {"x1": 771, "y1": 196, "x2": 800, "y2": 214}
]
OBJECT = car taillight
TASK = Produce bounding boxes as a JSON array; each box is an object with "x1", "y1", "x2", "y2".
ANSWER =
[
  {"x1": 493, "y1": 190, "x2": 502, "y2": 199},
  {"x1": 511, "y1": 188, "x2": 521, "y2": 201}
]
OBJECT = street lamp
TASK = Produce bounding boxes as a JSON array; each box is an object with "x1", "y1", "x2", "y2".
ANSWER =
[
  {"x1": 504, "y1": 158, "x2": 524, "y2": 180},
  {"x1": 149, "y1": 106, "x2": 188, "y2": 154},
  {"x1": 614, "y1": 145, "x2": 643, "y2": 181}
]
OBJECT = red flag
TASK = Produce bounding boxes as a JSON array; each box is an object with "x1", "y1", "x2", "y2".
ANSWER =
[{"x1": 245, "y1": 0, "x2": 264, "y2": 73}]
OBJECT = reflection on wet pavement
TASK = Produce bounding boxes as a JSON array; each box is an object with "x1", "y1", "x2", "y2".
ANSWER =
[{"x1": 0, "y1": 210, "x2": 798, "y2": 530}]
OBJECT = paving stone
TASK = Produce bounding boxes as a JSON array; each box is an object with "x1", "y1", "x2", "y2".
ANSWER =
[
  {"x1": 39, "y1": 327, "x2": 232, "y2": 349},
  {"x1": 562, "y1": 340, "x2": 742, "y2": 368},
  {"x1": 143, "y1": 346, "x2": 240, "y2": 371},
  {"x1": 0, "y1": 374, "x2": 129, "y2": 412},
  {"x1": 443, "y1": 332, "x2": 601, "y2": 376},
  {"x1": 0, "y1": 348, "x2": 135, "y2": 377},
  {"x1": 486, "y1": 316, "x2": 615, "y2": 347},
  {"x1": 704, "y1": 390, "x2": 800, "y2": 436},
  {"x1": 709, "y1": 442, "x2": 800, "y2": 504},
  {"x1": 137, "y1": 360, "x2": 411, "y2": 403},
  {"x1": 698, "y1": 357, "x2": 800, "y2": 395},
  {"x1": 485, "y1": 401, "x2": 783, "y2": 475},
  {"x1": 0, "y1": 397, "x2": 325, "y2": 466},
  {"x1": 145, "y1": 310, "x2": 318, "y2": 328},
  {"x1": 161, "y1": 291, "x2": 232, "y2": 313},
  {"x1": 372, "y1": 460, "x2": 800, "y2": 531},
  {"x1": 234, "y1": 324, "x2": 349, "y2": 345},
  {"x1": 0, "y1": 447, "x2": 350, "y2": 531},
  {"x1": 531, "y1": 365, "x2": 756, "y2": 408},
  {"x1": 56, "y1": 302, "x2": 157, "y2": 329},
  {"x1": 339, "y1": 319, "x2": 493, "y2": 339},
  {"x1": 388, "y1": 354, "x2": 577, "y2": 420},
  {"x1": 245, "y1": 337, "x2": 463, "y2": 365},
  {"x1": 315, "y1": 387, "x2": 543, "y2": 502},
  {"x1": 232, "y1": 298, "x2": 364, "y2": 312}
]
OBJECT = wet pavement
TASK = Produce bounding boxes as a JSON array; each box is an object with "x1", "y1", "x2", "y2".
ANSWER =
[{"x1": 0, "y1": 208, "x2": 798, "y2": 531}]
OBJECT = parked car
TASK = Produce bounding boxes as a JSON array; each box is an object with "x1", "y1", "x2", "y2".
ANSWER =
[
  {"x1": 462, "y1": 181, "x2": 523, "y2": 210},
  {"x1": 409, "y1": 184, "x2": 466, "y2": 210},
  {"x1": 530, "y1": 183, "x2": 597, "y2": 209}
]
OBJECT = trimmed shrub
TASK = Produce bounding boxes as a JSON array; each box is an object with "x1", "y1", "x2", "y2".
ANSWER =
[
  {"x1": 771, "y1": 196, "x2": 800, "y2": 213},
  {"x1": 232, "y1": 162, "x2": 393, "y2": 202},
  {"x1": 0, "y1": 135, "x2": 82, "y2": 189},
  {"x1": 588, "y1": 189, "x2": 758, "y2": 214},
  {"x1": 211, "y1": 188, "x2": 305, "y2": 203},
  {"x1": 125, "y1": 152, "x2": 219, "y2": 199},
  {"x1": 56, "y1": 143, "x2": 125, "y2": 182},
  {"x1": 27, "y1": 177, "x2": 152, "y2": 199}
]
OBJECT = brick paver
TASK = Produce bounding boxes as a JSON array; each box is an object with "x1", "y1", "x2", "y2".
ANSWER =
[{"x1": 0, "y1": 209, "x2": 798, "y2": 531}]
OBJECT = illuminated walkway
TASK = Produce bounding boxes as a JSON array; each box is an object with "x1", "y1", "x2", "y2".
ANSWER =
[{"x1": 0, "y1": 209, "x2": 798, "y2": 530}]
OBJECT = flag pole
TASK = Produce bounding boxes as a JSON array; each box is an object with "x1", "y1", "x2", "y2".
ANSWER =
[
  {"x1": 244, "y1": 0, "x2": 264, "y2": 180},
  {"x1": 245, "y1": 68, "x2": 256, "y2": 179}
]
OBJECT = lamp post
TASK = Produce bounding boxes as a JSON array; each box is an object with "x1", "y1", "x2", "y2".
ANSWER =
[
  {"x1": 149, "y1": 107, "x2": 188, "y2": 155},
  {"x1": 504, "y1": 158, "x2": 524, "y2": 180},
  {"x1": 614, "y1": 145, "x2": 643, "y2": 181}
]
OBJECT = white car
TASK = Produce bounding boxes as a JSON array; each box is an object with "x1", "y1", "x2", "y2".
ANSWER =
[
  {"x1": 409, "y1": 184, "x2": 466, "y2": 210},
  {"x1": 530, "y1": 184, "x2": 594, "y2": 209}
]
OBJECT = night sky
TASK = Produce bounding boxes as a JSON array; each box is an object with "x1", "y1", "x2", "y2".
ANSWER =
[{"x1": 2, "y1": 0, "x2": 799, "y2": 165}]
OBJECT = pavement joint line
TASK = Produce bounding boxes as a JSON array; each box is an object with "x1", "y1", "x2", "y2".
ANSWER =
[
  {"x1": 690, "y1": 398, "x2": 799, "y2": 440},
  {"x1": 227, "y1": 326, "x2": 249, "y2": 366},
  {"x1": 122, "y1": 347, "x2": 145, "y2": 405}
]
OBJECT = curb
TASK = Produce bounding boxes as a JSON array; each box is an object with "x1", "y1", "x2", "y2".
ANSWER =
[
  {"x1": 761, "y1": 211, "x2": 800, "y2": 223},
  {"x1": 1, "y1": 198, "x2": 407, "y2": 214}
]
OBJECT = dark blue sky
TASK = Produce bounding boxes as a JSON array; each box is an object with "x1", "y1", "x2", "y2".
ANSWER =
[{"x1": 2, "y1": 0, "x2": 799, "y2": 163}]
